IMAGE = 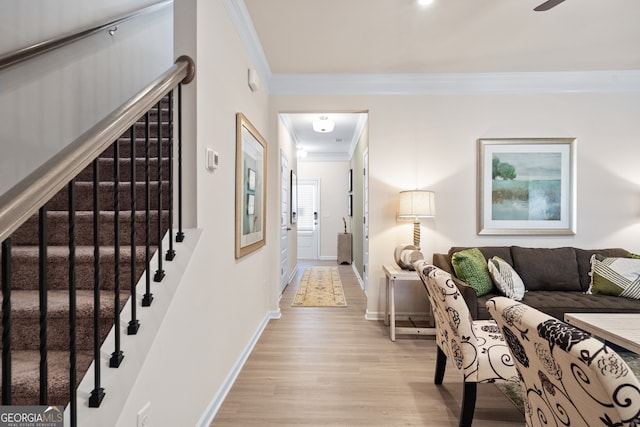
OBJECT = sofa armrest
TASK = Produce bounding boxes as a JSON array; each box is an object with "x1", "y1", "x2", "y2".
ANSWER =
[{"x1": 432, "y1": 253, "x2": 480, "y2": 319}]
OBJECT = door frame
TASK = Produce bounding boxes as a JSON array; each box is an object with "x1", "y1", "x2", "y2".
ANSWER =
[{"x1": 297, "y1": 178, "x2": 320, "y2": 260}]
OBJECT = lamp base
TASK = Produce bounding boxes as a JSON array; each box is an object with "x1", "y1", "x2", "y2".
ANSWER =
[{"x1": 413, "y1": 219, "x2": 421, "y2": 250}]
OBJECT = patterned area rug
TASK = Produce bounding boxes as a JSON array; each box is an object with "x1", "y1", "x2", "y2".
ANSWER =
[
  {"x1": 496, "y1": 350, "x2": 640, "y2": 414},
  {"x1": 292, "y1": 266, "x2": 347, "y2": 307}
]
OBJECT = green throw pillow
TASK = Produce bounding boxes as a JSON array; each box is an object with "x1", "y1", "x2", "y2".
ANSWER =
[
  {"x1": 589, "y1": 254, "x2": 640, "y2": 299},
  {"x1": 451, "y1": 248, "x2": 493, "y2": 296},
  {"x1": 487, "y1": 256, "x2": 526, "y2": 301}
]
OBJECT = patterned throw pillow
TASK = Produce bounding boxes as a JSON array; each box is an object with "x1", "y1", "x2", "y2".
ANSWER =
[
  {"x1": 487, "y1": 256, "x2": 525, "y2": 301},
  {"x1": 451, "y1": 248, "x2": 494, "y2": 296},
  {"x1": 589, "y1": 255, "x2": 640, "y2": 299}
]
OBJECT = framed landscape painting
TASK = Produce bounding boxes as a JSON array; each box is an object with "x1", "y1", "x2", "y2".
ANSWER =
[{"x1": 477, "y1": 138, "x2": 576, "y2": 235}]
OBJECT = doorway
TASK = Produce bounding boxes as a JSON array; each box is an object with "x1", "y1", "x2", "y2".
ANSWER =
[
  {"x1": 280, "y1": 150, "x2": 290, "y2": 294},
  {"x1": 362, "y1": 149, "x2": 369, "y2": 293},
  {"x1": 297, "y1": 178, "x2": 320, "y2": 259}
]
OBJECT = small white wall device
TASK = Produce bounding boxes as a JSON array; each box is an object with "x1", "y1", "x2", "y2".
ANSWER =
[
  {"x1": 248, "y1": 68, "x2": 259, "y2": 92},
  {"x1": 205, "y1": 147, "x2": 219, "y2": 171}
]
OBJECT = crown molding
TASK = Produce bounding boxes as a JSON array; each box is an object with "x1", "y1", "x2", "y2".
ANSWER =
[
  {"x1": 269, "y1": 70, "x2": 640, "y2": 95},
  {"x1": 298, "y1": 152, "x2": 352, "y2": 163},
  {"x1": 227, "y1": 1, "x2": 640, "y2": 95},
  {"x1": 224, "y1": 0, "x2": 272, "y2": 86},
  {"x1": 348, "y1": 114, "x2": 368, "y2": 159}
]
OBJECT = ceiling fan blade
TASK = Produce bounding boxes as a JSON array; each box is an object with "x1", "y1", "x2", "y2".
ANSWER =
[{"x1": 534, "y1": 0, "x2": 566, "y2": 11}]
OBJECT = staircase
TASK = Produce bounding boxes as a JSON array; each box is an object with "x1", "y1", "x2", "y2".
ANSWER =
[{"x1": 0, "y1": 99, "x2": 171, "y2": 406}]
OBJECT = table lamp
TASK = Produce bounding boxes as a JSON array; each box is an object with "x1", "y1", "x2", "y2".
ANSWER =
[{"x1": 398, "y1": 190, "x2": 435, "y2": 250}]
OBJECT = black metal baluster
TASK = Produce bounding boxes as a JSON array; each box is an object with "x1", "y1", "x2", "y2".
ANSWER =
[
  {"x1": 89, "y1": 159, "x2": 105, "y2": 407},
  {"x1": 110, "y1": 141, "x2": 124, "y2": 368},
  {"x1": 68, "y1": 180, "x2": 78, "y2": 426},
  {"x1": 142, "y1": 112, "x2": 153, "y2": 306},
  {"x1": 129, "y1": 125, "x2": 141, "y2": 331},
  {"x1": 39, "y1": 206, "x2": 48, "y2": 403},
  {"x1": 2, "y1": 238, "x2": 12, "y2": 405},
  {"x1": 176, "y1": 84, "x2": 184, "y2": 243},
  {"x1": 154, "y1": 100, "x2": 165, "y2": 282},
  {"x1": 166, "y1": 91, "x2": 175, "y2": 261}
]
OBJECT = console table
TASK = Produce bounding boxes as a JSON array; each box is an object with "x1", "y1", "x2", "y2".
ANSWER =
[{"x1": 383, "y1": 264, "x2": 435, "y2": 341}]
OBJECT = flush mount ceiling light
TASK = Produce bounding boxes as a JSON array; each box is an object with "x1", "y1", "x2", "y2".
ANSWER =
[
  {"x1": 312, "y1": 116, "x2": 335, "y2": 133},
  {"x1": 417, "y1": 0, "x2": 434, "y2": 6}
]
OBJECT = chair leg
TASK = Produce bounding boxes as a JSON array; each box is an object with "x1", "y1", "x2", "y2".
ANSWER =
[
  {"x1": 460, "y1": 382, "x2": 477, "y2": 427},
  {"x1": 434, "y1": 346, "x2": 446, "y2": 385}
]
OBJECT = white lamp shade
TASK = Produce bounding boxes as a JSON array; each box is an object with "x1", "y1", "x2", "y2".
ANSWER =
[{"x1": 398, "y1": 190, "x2": 436, "y2": 218}]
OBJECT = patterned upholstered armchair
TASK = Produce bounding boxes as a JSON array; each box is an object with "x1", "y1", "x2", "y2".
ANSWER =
[
  {"x1": 414, "y1": 262, "x2": 519, "y2": 427},
  {"x1": 487, "y1": 296, "x2": 640, "y2": 426}
]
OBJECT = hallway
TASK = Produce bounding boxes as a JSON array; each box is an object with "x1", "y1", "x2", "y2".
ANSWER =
[{"x1": 211, "y1": 261, "x2": 523, "y2": 426}]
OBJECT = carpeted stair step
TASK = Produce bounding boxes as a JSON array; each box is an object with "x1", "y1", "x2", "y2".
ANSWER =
[
  {"x1": 11, "y1": 210, "x2": 168, "y2": 246},
  {"x1": 1, "y1": 96, "x2": 173, "y2": 407},
  {"x1": 0, "y1": 350, "x2": 94, "y2": 406},
  {"x1": 134, "y1": 122, "x2": 172, "y2": 139},
  {"x1": 4, "y1": 245, "x2": 150, "y2": 291},
  {"x1": 46, "y1": 181, "x2": 171, "y2": 211},
  {"x1": 0, "y1": 290, "x2": 130, "y2": 352},
  {"x1": 139, "y1": 105, "x2": 170, "y2": 122},
  {"x1": 102, "y1": 138, "x2": 170, "y2": 159},
  {"x1": 74, "y1": 157, "x2": 170, "y2": 183}
]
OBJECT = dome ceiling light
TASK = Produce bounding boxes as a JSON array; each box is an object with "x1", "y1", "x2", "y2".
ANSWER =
[{"x1": 312, "y1": 116, "x2": 335, "y2": 133}]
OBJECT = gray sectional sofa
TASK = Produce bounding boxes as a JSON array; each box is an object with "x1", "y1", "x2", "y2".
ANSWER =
[{"x1": 432, "y1": 246, "x2": 640, "y2": 320}]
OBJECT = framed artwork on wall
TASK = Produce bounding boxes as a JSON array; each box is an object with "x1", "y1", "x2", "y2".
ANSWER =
[
  {"x1": 348, "y1": 168, "x2": 353, "y2": 193},
  {"x1": 235, "y1": 113, "x2": 267, "y2": 258},
  {"x1": 247, "y1": 168, "x2": 256, "y2": 191},
  {"x1": 290, "y1": 170, "x2": 297, "y2": 224},
  {"x1": 348, "y1": 194, "x2": 353, "y2": 217},
  {"x1": 477, "y1": 137, "x2": 576, "y2": 235}
]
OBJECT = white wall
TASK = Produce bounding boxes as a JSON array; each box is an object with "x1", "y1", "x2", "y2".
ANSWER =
[
  {"x1": 0, "y1": 1, "x2": 173, "y2": 195},
  {"x1": 298, "y1": 161, "x2": 351, "y2": 259},
  {"x1": 115, "y1": 0, "x2": 279, "y2": 425},
  {"x1": 271, "y1": 91, "x2": 640, "y2": 320}
]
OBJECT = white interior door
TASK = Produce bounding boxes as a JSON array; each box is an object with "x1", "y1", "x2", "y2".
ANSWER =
[
  {"x1": 362, "y1": 150, "x2": 369, "y2": 292},
  {"x1": 280, "y1": 151, "x2": 289, "y2": 294},
  {"x1": 297, "y1": 179, "x2": 319, "y2": 260}
]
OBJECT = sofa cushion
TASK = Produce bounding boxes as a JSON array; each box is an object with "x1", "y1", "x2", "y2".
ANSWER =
[
  {"x1": 575, "y1": 248, "x2": 630, "y2": 291},
  {"x1": 488, "y1": 256, "x2": 525, "y2": 301},
  {"x1": 589, "y1": 255, "x2": 640, "y2": 299},
  {"x1": 451, "y1": 248, "x2": 494, "y2": 296},
  {"x1": 474, "y1": 290, "x2": 640, "y2": 320},
  {"x1": 511, "y1": 246, "x2": 580, "y2": 291},
  {"x1": 448, "y1": 246, "x2": 513, "y2": 266}
]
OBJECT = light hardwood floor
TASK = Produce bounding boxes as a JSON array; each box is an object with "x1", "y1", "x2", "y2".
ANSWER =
[{"x1": 211, "y1": 261, "x2": 523, "y2": 426}]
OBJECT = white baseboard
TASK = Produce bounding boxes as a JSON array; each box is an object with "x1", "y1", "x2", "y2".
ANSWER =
[
  {"x1": 351, "y1": 264, "x2": 365, "y2": 292},
  {"x1": 279, "y1": 265, "x2": 299, "y2": 299},
  {"x1": 196, "y1": 309, "x2": 280, "y2": 426}
]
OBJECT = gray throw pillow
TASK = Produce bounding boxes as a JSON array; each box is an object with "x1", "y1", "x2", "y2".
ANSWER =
[{"x1": 488, "y1": 256, "x2": 525, "y2": 301}]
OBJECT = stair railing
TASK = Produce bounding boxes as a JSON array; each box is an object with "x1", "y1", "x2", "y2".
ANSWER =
[
  {"x1": 0, "y1": 54, "x2": 195, "y2": 427},
  {"x1": 0, "y1": 0, "x2": 173, "y2": 72}
]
